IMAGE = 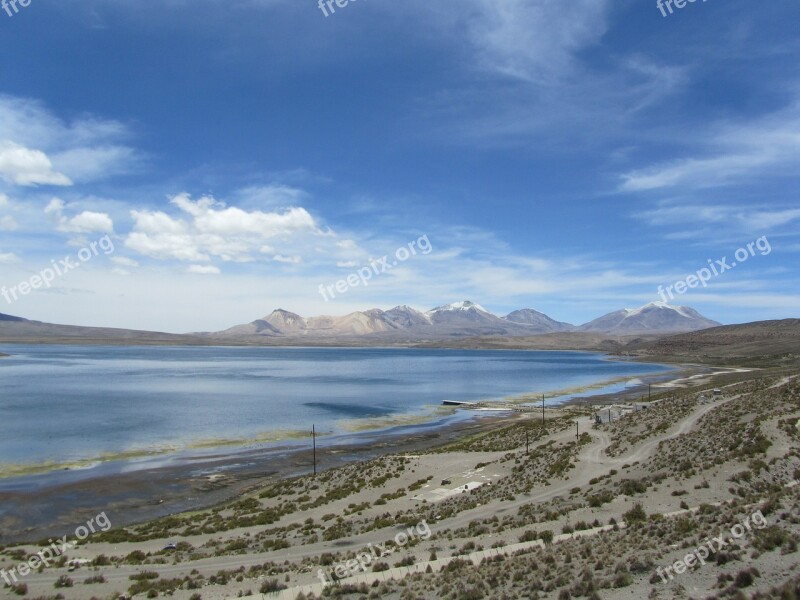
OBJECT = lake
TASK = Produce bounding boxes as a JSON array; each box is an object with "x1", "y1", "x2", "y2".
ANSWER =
[{"x1": 0, "y1": 345, "x2": 673, "y2": 474}]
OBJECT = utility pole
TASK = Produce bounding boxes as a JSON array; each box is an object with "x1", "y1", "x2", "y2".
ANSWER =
[
  {"x1": 648, "y1": 383, "x2": 651, "y2": 402},
  {"x1": 576, "y1": 421, "x2": 579, "y2": 442},
  {"x1": 526, "y1": 430, "x2": 529, "y2": 455},
  {"x1": 312, "y1": 424, "x2": 317, "y2": 476},
  {"x1": 542, "y1": 394, "x2": 545, "y2": 428}
]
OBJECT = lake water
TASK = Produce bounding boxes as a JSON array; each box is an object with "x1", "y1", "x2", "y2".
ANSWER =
[{"x1": 0, "y1": 345, "x2": 673, "y2": 472}]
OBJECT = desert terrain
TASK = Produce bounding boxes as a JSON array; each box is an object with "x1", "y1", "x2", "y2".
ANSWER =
[{"x1": 2, "y1": 339, "x2": 799, "y2": 599}]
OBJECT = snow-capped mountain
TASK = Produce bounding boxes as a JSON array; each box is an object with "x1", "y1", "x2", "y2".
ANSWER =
[
  {"x1": 425, "y1": 301, "x2": 501, "y2": 326},
  {"x1": 578, "y1": 302, "x2": 721, "y2": 333},
  {"x1": 384, "y1": 305, "x2": 432, "y2": 328}
]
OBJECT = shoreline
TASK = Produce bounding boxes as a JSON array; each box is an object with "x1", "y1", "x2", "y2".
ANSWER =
[
  {"x1": 0, "y1": 358, "x2": 707, "y2": 543},
  {"x1": 0, "y1": 410, "x2": 525, "y2": 544},
  {"x1": 0, "y1": 354, "x2": 677, "y2": 482}
]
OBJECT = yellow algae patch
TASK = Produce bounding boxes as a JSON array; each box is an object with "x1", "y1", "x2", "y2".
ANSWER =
[
  {"x1": 0, "y1": 447, "x2": 169, "y2": 479},
  {"x1": 499, "y1": 375, "x2": 642, "y2": 405},
  {"x1": 338, "y1": 406, "x2": 456, "y2": 432},
  {"x1": 0, "y1": 430, "x2": 312, "y2": 479},
  {"x1": 185, "y1": 429, "x2": 313, "y2": 449}
]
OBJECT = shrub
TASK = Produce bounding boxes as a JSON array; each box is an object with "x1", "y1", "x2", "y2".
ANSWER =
[
  {"x1": 259, "y1": 579, "x2": 286, "y2": 593},
  {"x1": 623, "y1": 503, "x2": 647, "y2": 524}
]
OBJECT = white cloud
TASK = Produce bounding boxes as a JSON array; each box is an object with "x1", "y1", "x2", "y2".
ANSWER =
[
  {"x1": 745, "y1": 209, "x2": 800, "y2": 230},
  {"x1": 620, "y1": 101, "x2": 800, "y2": 192},
  {"x1": 187, "y1": 264, "x2": 221, "y2": 275},
  {"x1": 125, "y1": 193, "x2": 326, "y2": 263},
  {"x1": 0, "y1": 252, "x2": 19, "y2": 264},
  {"x1": 337, "y1": 260, "x2": 358, "y2": 268},
  {"x1": 456, "y1": 0, "x2": 611, "y2": 82},
  {"x1": 44, "y1": 197, "x2": 114, "y2": 233},
  {"x1": 636, "y1": 203, "x2": 800, "y2": 232},
  {"x1": 0, "y1": 95, "x2": 139, "y2": 185},
  {"x1": 126, "y1": 229, "x2": 209, "y2": 262},
  {"x1": 52, "y1": 146, "x2": 140, "y2": 183},
  {"x1": 0, "y1": 141, "x2": 72, "y2": 187},
  {"x1": 60, "y1": 211, "x2": 115, "y2": 234},
  {"x1": 0, "y1": 192, "x2": 8, "y2": 207},
  {"x1": 44, "y1": 197, "x2": 65, "y2": 214},
  {"x1": 233, "y1": 184, "x2": 309, "y2": 208}
]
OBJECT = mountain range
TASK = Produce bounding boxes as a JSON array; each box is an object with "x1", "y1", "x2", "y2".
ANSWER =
[
  {"x1": 0, "y1": 301, "x2": 722, "y2": 347},
  {"x1": 207, "y1": 300, "x2": 720, "y2": 340}
]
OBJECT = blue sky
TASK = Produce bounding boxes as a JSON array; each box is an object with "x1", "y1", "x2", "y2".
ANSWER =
[{"x1": 0, "y1": 0, "x2": 798, "y2": 332}]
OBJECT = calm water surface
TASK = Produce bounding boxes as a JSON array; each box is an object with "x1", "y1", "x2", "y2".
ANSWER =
[{"x1": 0, "y1": 345, "x2": 673, "y2": 469}]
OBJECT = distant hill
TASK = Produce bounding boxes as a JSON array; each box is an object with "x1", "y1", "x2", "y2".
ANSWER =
[
  {"x1": 0, "y1": 314, "x2": 206, "y2": 345},
  {"x1": 630, "y1": 319, "x2": 800, "y2": 364},
  {"x1": 504, "y1": 308, "x2": 575, "y2": 333},
  {"x1": 0, "y1": 313, "x2": 26, "y2": 322}
]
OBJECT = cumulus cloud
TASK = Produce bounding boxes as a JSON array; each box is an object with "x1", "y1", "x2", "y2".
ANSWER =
[
  {"x1": 0, "y1": 141, "x2": 72, "y2": 186},
  {"x1": 0, "y1": 252, "x2": 19, "y2": 264},
  {"x1": 125, "y1": 193, "x2": 325, "y2": 263},
  {"x1": 44, "y1": 197, "x2": 115, "y2": 233},
  {"x1": 61, "y1": 211, "x2": 114, "y2": 233}
]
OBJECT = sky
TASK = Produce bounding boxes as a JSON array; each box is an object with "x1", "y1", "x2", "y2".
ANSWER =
[{"x1": 0, "y1": 0, "x2": 798, "y2": 333}]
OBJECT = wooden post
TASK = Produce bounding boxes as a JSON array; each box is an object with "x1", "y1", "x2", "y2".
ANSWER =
[
  {"x1": 312, "y1": 424, "x2": 317, "y2": 476},
  {"x1": 542, "y1": 395, "x2": 545, "y2": 428}
]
